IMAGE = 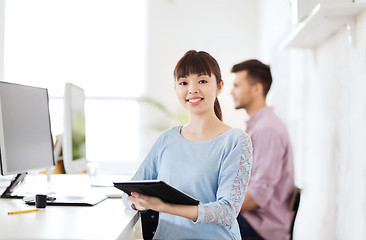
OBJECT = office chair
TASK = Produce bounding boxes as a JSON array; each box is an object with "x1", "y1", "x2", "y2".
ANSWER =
[
  {"x1": 141, "y1": 210, "x2": 159, "y2": 240},
  {"x1": 289, "y1": 186, "x2": 301, "y2": 240}
]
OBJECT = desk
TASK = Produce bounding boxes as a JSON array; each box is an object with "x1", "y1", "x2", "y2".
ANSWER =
[
  {"x1": 0, "y1": 198, "x2": 139, "y2": 240},
  {"x1": 0, "y1": 174, "x2": 139, "y2": 240}
]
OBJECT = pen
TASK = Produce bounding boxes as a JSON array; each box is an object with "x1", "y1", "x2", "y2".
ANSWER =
[{"x1": 8, "y1": 209, "x2": 39, "y2": 215}]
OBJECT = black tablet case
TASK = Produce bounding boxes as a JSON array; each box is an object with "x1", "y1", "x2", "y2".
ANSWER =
[
  {"x1": 25, "y1": 194, "x2": 107, "y2": 206},
  {"x1": 113, "y1": 180, "x2": 199, "y2": 205}
]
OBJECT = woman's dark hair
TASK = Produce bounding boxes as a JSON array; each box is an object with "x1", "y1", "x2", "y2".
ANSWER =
[
  {"x1": 173, "y1": 50, "x2": 223, "y2": 121},
  {"x1": 231, "y1": 59, "x2": 272, "y2": 97}
]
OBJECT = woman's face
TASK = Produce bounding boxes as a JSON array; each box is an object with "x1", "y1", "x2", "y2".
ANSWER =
[{"x1": 175, "y1": 73, "x2": 222, "y2": 116}]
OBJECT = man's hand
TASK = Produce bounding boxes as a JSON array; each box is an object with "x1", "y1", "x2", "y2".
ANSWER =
[{"x1": 241, "y1": 192, "x2": 259, "y2": 213}]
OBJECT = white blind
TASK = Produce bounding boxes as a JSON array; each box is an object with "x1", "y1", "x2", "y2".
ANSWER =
[
  {"x1": 3, "y1": 0, "x2": 147, "y2": 173},
  {"x1": 4, "y1": 0, "x2": 147, "y2": 97}
]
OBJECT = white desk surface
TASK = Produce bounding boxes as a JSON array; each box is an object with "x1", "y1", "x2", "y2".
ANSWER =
[
  {"x1": 0, "y1": 174, "x2": 139, "y2": 240},
  {"x1": 0, "y1": 197, "x2": 139, "y2": 240}
]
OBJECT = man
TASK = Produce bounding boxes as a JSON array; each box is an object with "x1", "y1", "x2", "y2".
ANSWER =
[{"x1": 231, "y1": 59, "x2": 295, "y2": 240}]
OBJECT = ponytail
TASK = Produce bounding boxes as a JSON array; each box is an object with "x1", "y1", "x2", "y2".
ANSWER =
[{"x1": 214, "y1": 97, "x2": 223, "y2": 121}]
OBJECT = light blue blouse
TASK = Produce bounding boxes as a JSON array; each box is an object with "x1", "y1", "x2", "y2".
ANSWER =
[{"x1": 124, "y1": 126, "x2": 253, "y2": 239}]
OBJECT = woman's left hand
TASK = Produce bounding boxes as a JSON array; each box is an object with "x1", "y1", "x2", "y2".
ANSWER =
[{"x1": 127, "y1": 192, "x2": 165, "y2": 212}]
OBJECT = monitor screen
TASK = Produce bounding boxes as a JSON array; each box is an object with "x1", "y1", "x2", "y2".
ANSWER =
[
  {"x1": 0, "y1": 81, "x2": 55, "y2": 176},
  {"x1": 62, "y1": 83, "x2": 87, "y2": 174}
]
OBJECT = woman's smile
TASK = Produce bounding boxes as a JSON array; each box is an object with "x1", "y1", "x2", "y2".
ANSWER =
[{"x1": 186, "y1": 97, "x2": 204, "y2": 105}]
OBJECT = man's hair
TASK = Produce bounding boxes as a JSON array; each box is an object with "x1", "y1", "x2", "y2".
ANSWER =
[{"x1": 231, "y1": 59, "x2": 272, "y2": 97}]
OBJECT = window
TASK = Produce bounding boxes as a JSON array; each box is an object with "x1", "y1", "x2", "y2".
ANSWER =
[{"x1": 4, "y1": 0, "x2": 147, "y2": 174}]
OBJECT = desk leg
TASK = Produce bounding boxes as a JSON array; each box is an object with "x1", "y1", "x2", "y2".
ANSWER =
[{"x1": 125, "y1": 214, "x2": 143, "y2": 240}]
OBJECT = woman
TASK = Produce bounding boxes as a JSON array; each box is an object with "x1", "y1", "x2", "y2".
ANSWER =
[{"x1": 124, "y1": 50, "x2": 253, "y2": 239}]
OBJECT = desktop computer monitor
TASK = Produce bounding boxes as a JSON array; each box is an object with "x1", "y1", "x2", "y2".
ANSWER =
[
  {"x1": 62, "y1": 83, "x2": 87, "y2": 174},
  {"x1": 0, "y1": 81, "x2": 55, "y2": 198}
]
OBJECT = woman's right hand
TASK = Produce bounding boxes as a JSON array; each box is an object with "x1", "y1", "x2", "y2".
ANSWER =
[
  {"x1": 127, "y1": 192, "x2": 199, "y2": 221},
  {"x1": 127, "y1": 192, "x2": 164, "y2": 212}
]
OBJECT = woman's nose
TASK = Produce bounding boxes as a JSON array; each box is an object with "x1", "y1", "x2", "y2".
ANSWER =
[{"x1": 188, "y1": 85, "x2": 199, "y2": 94}]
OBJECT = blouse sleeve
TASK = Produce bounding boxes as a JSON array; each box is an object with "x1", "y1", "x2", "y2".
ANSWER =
[
  {"x1": 196, "y1": 132, "x2": 253, "y2": 226},
  {"x1": 122, "y1": 134, "x2": 163, "y2": 209}
]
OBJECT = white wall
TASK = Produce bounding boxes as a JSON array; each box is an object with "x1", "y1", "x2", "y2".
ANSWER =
[
  {"x1": 140, "y1": 0, "x2": 260, "y2": 156},
  {"x1": 257, "y1": 0, "x2": 366, "y2": 239}
]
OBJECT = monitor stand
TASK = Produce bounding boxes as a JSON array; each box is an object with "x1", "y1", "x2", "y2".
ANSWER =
[{"x1": 1, "y1": 172, "x2": 27, "y2": 199}]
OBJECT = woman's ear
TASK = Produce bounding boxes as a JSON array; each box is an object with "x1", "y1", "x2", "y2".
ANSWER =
[{"x1": 217, "y1": 81, "x2": 224, "y2": 96}]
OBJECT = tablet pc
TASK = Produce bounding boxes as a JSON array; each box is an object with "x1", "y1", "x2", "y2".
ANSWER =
[
  {"x1": 113, "y1": 180, "x2": 199, "y2": 205},
  {"x1": 25, "y1": 194, "x2": 107, "y2": 206}
]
